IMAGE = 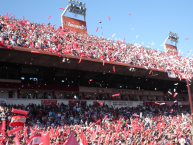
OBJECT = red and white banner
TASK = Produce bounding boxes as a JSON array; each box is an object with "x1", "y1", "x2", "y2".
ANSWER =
[
  {"x1": 27, "y1": 134, "x2": 41, "y2": 145},
  {"x1": 41, "y1": 100, "x2": 57, "y2": 106},
  {"x1": 0, "y1": 99, "x2": 7, "y2": 105},
  {"x1": 112, "y1": 101, "x2": 133, "y2": 107},
  {"x1": 180, "y1": 102, "x2": 190, "y2": 105},
  {"x1": 165, "y1": 43, "x2": 178, "y2": 55},
  {"x1": 143, "y1": 102, "x2": 178, "y2": 106},
  {"x1": 10, "y1": 115, "x2": 26, "y2": 127},
  {"x1": 69, "y1": 100, "x2": 86, "y2": 106},
  {"x1": 62, "y1": 16, "x2": 87, "y2": 34},
  {"x1": 79, "y1": 87, "x2": 164, "y2": 96}
]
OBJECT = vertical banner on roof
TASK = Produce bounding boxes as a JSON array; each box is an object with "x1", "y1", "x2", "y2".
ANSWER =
[
  {"x1": 164, "y1": 43, "x2": 178, "y2": 55},
  {"x1": 62, "y1": 16, "x2": 87, "y2": 34}
]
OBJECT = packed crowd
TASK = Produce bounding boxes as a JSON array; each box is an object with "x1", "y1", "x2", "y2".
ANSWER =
[
  {"x1": 0, "y1": 101, "x2": 192, "y2": 145},
  {"x1": 0, "y1": 14, "x2": 193, "y2": 80}
]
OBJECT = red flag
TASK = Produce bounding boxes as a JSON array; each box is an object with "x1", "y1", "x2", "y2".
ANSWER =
[
  {"x1": 67, "y1": 128, "x2": 70, "y2": 135},
  {"x1": 86, "y1": 123, "x2": 95, "y2": 132},
  {"x1": 41, "y1": 132, "x2": 50, "y2": 145},
  {"x1": 155, "y1": 102, "x2": 160, "y2": 105},
  {"x1": 159, "y1": 127, "x2": 161, "y2": 134},
  {"x1": 123, "y1": 38, "x2": 125, "y2": 42},
  {"x1": 48, "y1": 15, "x2": 51, "y2": 19},
  {"x1": 96, "y1": 27, "x2": 99, "y2": 32},
  {"x1": 96, "y1": 119, "x2": 101, "y2": 124},
  {"x1": 65, "y1": 133, "x2": 79, "y2": 145},
  {"x1": 105, "y1": 134, "x2": 109, "y2": 143},
  {"x1": 112, "y1": 93, "x2": 120, "y2": 97},
  {"x1": 50, "y1": 127, "x2": 55, "y2": 137},
  {"x1": 24, "y1": 127, "x2": 28, "y2": 136},
  {"x1": 113, "y1": 66, "x2": 115, "y2": 72},
  {"x1": 2, "y1": 120, "x2": 6, "y2": 131},
  {"x1": 30, "y1": 127, "x2": 34, "y2": 138},
  {"x1": 7, "y1": 126, "x2": 23, "y2": 136},
  {"x1": 149, "y1": 70, "x2": 152, "y2": 74},
  {"x1": 23, "y1": 15, "x2": 25, "y2": 20},
  {"x1": 78, "y1": 58, "x2": 82, "y2": 63},
  {"x1": 128, "y1": 13, "x2": 132, "y2": 15},
  {"x1": 89, "y1": 79, "x2": 93, "y2": 82},
  {"x1": 124, "y1": 127, "x2": 127, "y2": 139},
  {"x1": 14, "y1": 136, "x2": 20, "y2": 145},
  {"x1": 97, "y1": 100, "x2": 103, "y2": 106},
  {"x1": 80, "y1": 129, "x2": 87, "y2": 145},
  {"x1": 112, "y1": 136, "x2": 114, "y2": 145},
  {"x1": 58, "y1": 44, "x2": 62, "y2": 51},
  {"x1": 0, "y1": 36, "x2": 3, "y2": 45},
  {"x1": 108, "y1": 16, "x2": 111, "y2": 20},
  {"x1": 97, "y1": 138, "x2": 101, "y2": 145},
  {"x1": 34, "y1": 125, "x2": 38, "y2": 134},
  {"x1": 173, "y1": 92, "x2": 178, "y2": 97},
  {"x1": 132, "y1": 114, "x2": 140, "y2": 117},
  {"x1": 27, "y1": 134, "x2": 41, "y2": 145},
  {"x1": 185, "y1": 38, "x2": 189, "y2": 40},
  {"x1": 59, "y1": 8, "x2": 64, "y2": 10},
  {"x1": 31, "y1": 51, "x2": 40, "y2": 53},
  {"x1": 103, "y1": 115, "x2": 108, "y2": 120},
  {"x1": 178, "y1": 115, "x2": 182, "y2": 122}
]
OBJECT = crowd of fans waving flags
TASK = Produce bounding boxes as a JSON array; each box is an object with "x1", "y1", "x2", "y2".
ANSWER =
[
  {"x1": 0, "y1": 13, "x2": 192, "y2": 82},
  {"x1": 0, "y1": 101, "x2": 191, "y2": 145},
  {"x1": 0, "y1": 12, "x2": 192, "y2": 143}
]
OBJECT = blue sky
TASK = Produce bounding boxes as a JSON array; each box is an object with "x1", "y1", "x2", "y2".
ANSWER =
[{"x1": 0, "y1": 0, "x2": 192, "y2": 56}]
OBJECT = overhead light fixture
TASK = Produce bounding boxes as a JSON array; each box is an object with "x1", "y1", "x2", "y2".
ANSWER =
[
  {"x1": 69, "y1": 8, "x2": 72, "y2": 12},
  {"x1": 67, "y1": 0, "x2": 86, "y2": 17}
]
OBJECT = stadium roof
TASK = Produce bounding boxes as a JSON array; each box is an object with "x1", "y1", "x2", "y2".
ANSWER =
[
  {"x1": 0, "y1": 45, "x2": 188, "y2": 93},
  {"x1": 0, "y1": 45, "x2": 184, "y2": 83}
]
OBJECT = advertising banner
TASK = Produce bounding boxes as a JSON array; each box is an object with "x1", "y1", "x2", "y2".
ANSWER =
[
  {"x1": 62, "y1": 16, "x2": 87, "y2": 34},
  {"x1": 79, "y1": 87, "x2": 164, "y2": 96},
  {"x1": 165, "y1": 43, "x2": 178, "y2": 55},
  {"x1": 0, "y1": 99, "x2": 7, "y2": 105},
  {"x1": 111, "y1": 101, "x2": 142, "y2": 108},
  {"x1": 180, "y1": 102, "x2": 190, "y2": 105},
  {"x1": 41, "y1": 100, "x2": 57, "y2": 106},
  {"x1": 144, "y1": 102, "x2": 178, "y2": 106},
  {"x1": 167, "y1": 70, "x2": 177, "y2": 78}
]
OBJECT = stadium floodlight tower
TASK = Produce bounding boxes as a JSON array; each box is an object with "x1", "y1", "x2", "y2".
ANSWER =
[
  {"x1": 61, "y1": 0, "x2": 86, "y2": 28},
  {"x1": 164, "y1": 31, "x2": 179, "y2": 52}
]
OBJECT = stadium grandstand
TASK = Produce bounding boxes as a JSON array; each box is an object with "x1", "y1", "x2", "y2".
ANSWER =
[{"x1": 0, "y1": 0, "x2": 192, "y2": 144}]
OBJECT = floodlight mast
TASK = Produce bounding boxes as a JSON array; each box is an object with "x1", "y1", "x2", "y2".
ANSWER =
[
  {"x1": 164, "y1": 31, "x2": 179, "y2": 53},
  {"x1": 61, "y1": 0, "x2": 86, "y2": 29}
]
